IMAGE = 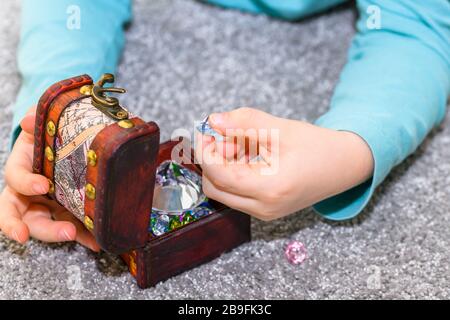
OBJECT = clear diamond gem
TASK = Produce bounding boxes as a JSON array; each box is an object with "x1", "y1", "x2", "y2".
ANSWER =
[{"x1": 153, "y1": 161, "x2": 206, "y2": 215}]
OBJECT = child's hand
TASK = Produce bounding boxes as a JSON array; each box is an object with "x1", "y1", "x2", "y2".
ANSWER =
[
  {"x1": 0, "y1": 108, "x2": 100, "y2": 251},
  {"x1": 196, "y1": 108, "x2": 374, "y2": 221}
]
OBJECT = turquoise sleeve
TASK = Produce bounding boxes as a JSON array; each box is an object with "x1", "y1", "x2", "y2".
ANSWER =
[
  {"x1": 314, "y1": 0, "x2": 450, "y2": 220},
  {"x1": 205, "y1": 0, "x2": 347, "y2": 19},
  {"x1": 12, "y1": 0, "x2": 131, "y2": 146}
]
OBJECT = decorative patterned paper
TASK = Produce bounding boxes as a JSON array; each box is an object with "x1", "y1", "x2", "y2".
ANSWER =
[{"x1": 53, "y1": 97, "x2": 116, "y2": 221}]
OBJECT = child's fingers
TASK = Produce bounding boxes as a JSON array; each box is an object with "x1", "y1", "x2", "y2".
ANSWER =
[
  {"x1": 197, "y1": 133, "x2": 263, "y2": 197},
  {"x1": 201, "y1": 165, "x2": 260, "y2": 198},
  {"x1": 22, "y1": 204, "x2": 76, "y2": 243},
  {"x1": 214, "y1": 137, "x2": 242, "y2": 161},
  {"x1": 208, "y1": 110, "x2": 276, "y2": 158},
  {"x1": 209, "y1": 107, "x2": 281, "y2": 138},
  {"x1": 4, "y1": 164, "x2": 49, "y2": 196},
  {"x1": 0, "y1": 189, "x2": 30, "y2": 243},
  {"x1": 202, "y1": 176, "x2": 261, "y2": 216},
  {"x1": 74, "y1": 223, "x2": 101, "y2": 252},
  {"x1": 20, "y1": 109, "x2": 36, "y2": 135},
  {"x1": 5, "y1": 141, "x2": 49, "y2": 196},
  {"x1": 201, "y1": 162, "x2": 260, "y2": 198},
  {"x1": 196, "y1": 126, "x2": 243, "y2": 160},
  {"x1": 53, "y1": 210, "x2": 100, "y2": 252},
  {"x1": 0, "y1": 204, "x2": 29, "y2": 244},
  {"x1": 194, "y1": 133, "x2": 216, "y2": 164}
]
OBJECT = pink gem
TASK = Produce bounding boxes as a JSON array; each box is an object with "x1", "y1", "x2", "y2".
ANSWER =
[{"x1": 285, "y1": 241, "x2": 307, "y2": 265}]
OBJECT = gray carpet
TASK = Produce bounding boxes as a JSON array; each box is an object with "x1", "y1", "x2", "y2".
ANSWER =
[{"x1": 1, "y1": 0, "x2": 449, "y2": 300}]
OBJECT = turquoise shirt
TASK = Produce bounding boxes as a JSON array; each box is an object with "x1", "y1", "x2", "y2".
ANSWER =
[{"x1": 14, "y1": 0, "x2": 450, "y2": 220}]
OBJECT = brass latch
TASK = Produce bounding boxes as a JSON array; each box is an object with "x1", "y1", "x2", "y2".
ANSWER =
[{"x1": 91, "y1": 73, "x2": 129, "y2": 120}]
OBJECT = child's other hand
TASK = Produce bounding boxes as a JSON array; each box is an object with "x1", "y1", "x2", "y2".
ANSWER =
[
  {"x1": 196, "y1": 107, "x2": 374, "y2": 221},
  {"x1": 0, "y1": 107, "x2": 100, "y2": 251}
]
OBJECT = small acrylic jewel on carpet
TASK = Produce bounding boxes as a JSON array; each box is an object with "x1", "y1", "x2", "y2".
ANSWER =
[{"x1": 285, "y1": 240, "x2": 307, "y2": 265}]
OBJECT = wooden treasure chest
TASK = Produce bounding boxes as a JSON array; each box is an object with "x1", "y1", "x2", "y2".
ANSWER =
[{"x1": 32, "y1": 74, "x2": 251, "y2": 288}]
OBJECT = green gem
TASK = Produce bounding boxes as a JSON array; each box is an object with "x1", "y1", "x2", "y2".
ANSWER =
[
  {"x1": 169, "y1": 218, "x2": 182, "y2": 230},
  {"x1": 170, "y1": 162, "x2": 182, "y2": 177},
  {"x1": 182, "y1": 212, "x2": 195, "y2": 225}
]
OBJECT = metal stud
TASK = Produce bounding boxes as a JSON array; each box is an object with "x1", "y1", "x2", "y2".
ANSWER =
[
  {"x1": 80, "y1": 85, "x2": 93, "y2": 95},
  {"x1": 85, "y1": 183, "x2": 96, "y2": 200},
  {"x1": 118, "y1": 119, "x2": 134, "y2": 129},
  {"x1": 87, "y1": 150, "x2": 97, "y2": 167},
  {"x1": 46, "y1": 120, "x2": 56, "y2": 137},
  {"x1": 116, "y1": 110, "x2": 128, "y2": 120},
  {"x1": 45, "y1": 146, "x2": 54, "y2": 162},
  {"x1": 48, "y1": 179, "x2": 55, "y2": 194},
  {"x1": 84, "y1": 216, "x2": 94, "y2": 231}
]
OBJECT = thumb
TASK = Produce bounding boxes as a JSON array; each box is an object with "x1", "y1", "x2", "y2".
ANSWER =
[
  {"x1": 20, "y1": 107, "x2": 37, "y2": 135},
  {"x1": 209, "y1": 107, "x2": 281, "y2": 137}
]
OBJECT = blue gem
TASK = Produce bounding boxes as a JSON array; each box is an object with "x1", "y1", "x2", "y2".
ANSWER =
[
  {"x1": 193, "y1": 206, "x2": 213, "y2": 219},
  {"x1": 196, "y1": 116, "x2": 223, "y2": 141},
  {"x1": 151, "y1": 213, "x2": 170, "y2": 236}
]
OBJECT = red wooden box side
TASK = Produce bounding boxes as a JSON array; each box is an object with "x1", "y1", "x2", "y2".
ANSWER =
[
  {"x1": 87, "y1": 119, "x2": 160, "y2": 254},
  {"x1": 127, "y1": 139, "x2": 251, "y2": 288},
  {"x1": 135, "y1": 207, "x2": 250, "y2": 288}
]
